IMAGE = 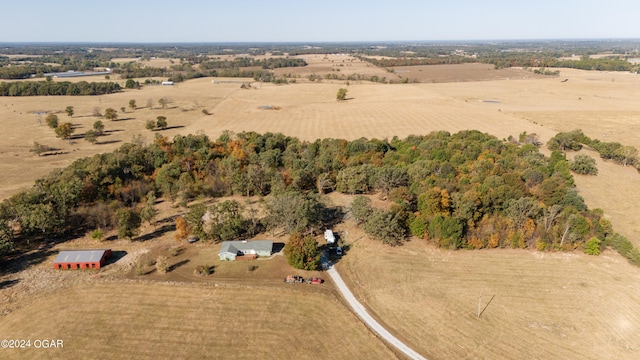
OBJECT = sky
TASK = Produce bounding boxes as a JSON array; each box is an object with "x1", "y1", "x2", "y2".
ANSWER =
[{"x1": 2, "y1": 0, "x2": 640, "y2": 43}]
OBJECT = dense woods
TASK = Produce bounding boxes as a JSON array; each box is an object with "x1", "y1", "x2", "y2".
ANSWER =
[
  {"x1": 2, "y1": 130, "x2": 638, "y2": 265},
  {"x1": 0, "y1": 80, "x2": 121, "y2": 96}
]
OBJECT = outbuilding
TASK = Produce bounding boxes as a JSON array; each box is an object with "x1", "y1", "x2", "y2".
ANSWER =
[
  {"x1": 53, "y1": 249, "x2": 112, "y2": 269},
  {"x1": 218, "y1": 240, "x2": 273, "y2": 261}
]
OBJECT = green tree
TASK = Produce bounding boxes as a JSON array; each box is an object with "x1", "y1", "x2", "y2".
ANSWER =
[
  {"x1": 156, "y1": 116, "x2": 168, "y2": 129},
  {"x1": 129, "y1": 99, "x2": 137, "y2": 110},
  {"x1": 46, "y1": 114, "x2": 59, "y2": 129},
  {"x1": 362, "y1": 207, "x2": 408, "y2": 246},
  {"x1": 55, "y1": 122, "x2": 74, "y2": 141},
  {"x1": 93, "y1": 120, "x2": 105, "y2": 136},
  {"x1": 125, "y1": 79, "x2": 137, "y2": 89},
  {"x1": 116, "y1": 207, "x2": 141, "y2": 240},
  {"x1": 284, "y1": 233, "x2": 321, "y2": 270},
  {"x1": 351, "y1": 196, "x2": 372, "y2": 225},
  {"x1": 65, "y1": 106, "x2": 74, "y2": 117},
  {"x1": 0, "y1": 221, "x2": 14, "y2": 256},
  {"x1": 145, "y1": 119, "x2": 157, "y2": 131},
  {"x1": 264, "y1": 192, "x2": 324, "y2": 235},
  {"x1": 428, "y1": 214, "x2": 464, "y2": 249},
  {"x1": 336, "y1": 88, "x2": 347, "y2": 101},
  {"x1": 207, "y1": 200, "x2": 247, "y2": 242},
  {"x1": 140, "y1": 191, "x2": 158, "y2": 226},
  {"x1": 104, "y1": 108, "x2": 118, "y2": 121},
  {"x1": 546, "y1": 130, "x2": 585, "y2": 152},
  {"x1": 184, "y1": 202, "x2": 207, "y2": 240},
  {"x1": 84, "y1": 130, "x2": 98, "y2": 144}
]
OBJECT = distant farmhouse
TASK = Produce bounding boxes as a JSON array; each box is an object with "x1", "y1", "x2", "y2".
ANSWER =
[
  {"x1": 218, "y1": 240, "x2": 273, "y2": 261},
  {"x1": 53, "y1": 249, "x2": 112, "y2": 269}
]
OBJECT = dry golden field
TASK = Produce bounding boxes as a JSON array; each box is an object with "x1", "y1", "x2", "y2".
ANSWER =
[
  {"x1": 0, "y1": 281, "x2": 396, "y2": 360},
  {"x1": 338, "y1": 230, "x2": 640, "y2": 359},
  {"x1": 2, "y1": 63, "x2": 640, "y2": 359}
]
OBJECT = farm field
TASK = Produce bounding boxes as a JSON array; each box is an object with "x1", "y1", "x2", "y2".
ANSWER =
[
  {"x1": 338, "y1": 230, "x2": 640, "y2": 359},
  {"x1": 2, "y1": 61, "x2": 640, "y2": 359},
  {"x1": 0, "y1": 281, "x2": 397, "y2": 359}
]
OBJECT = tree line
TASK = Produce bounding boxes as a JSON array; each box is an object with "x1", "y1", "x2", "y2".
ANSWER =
[
  {"x1": 1, "y1": 130, "x2": 638, "y2": 267},
  {"x1": 0, "y1": 80, "x2": 121, "y2": 96},
  {"x1": 547, "y1": 129, "x2": 640, "y2": 171}
]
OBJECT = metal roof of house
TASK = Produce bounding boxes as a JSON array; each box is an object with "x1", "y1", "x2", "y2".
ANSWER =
[
  {"x1": 219, "y1": 240, "x2": 273, "y2": 255},
  {"x1": 54, "y1": 249, "x2": 110, "y2": 264}
]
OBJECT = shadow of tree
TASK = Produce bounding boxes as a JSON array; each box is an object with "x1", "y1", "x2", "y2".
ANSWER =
[
  {"x1": 0, "y1": 279, "x2": 20, "y2": 290},
  {"x1": 169, "y1": 259, "x2": 189, "y2": 272},
  {"x1": 104, "y1": 250, "x2": 128, "y2": 266},
  {"x1": 136, "y1": 223, "x2": 176, "y2": 242},
  {"x1": 0, "y1": 243, "x2": 57, "y2": 277}
]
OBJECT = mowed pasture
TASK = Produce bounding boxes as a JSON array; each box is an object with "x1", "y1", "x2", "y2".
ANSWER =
[
  {"x1": 0, "y1": 281, "x2": 397, "y2": 359},
  {"x1": 338, "y1": 232, "x2": 640, "y2": 359}
]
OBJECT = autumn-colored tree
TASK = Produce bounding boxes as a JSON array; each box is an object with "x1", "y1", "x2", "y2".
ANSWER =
[
  {"x1": 55, "y1": 122, "x2": 74, "y2": 141},
  {"x1": 175, "y1": 216, "x2": 189, "y2": 242},
  {"x1": 129, "y1": 99, "x2": 137, "y2": 110},
  {"x1": 284, "y1": 232, "x2": 321, "y2": 270}
]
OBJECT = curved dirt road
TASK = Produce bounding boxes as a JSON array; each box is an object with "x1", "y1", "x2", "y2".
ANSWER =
[{"x1": 323, "y1": 255, "x2": 427, "y2": 360}]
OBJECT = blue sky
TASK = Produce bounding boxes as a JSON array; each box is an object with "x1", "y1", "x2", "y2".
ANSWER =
[{"x1": 2, "y1": 0, "x2": 639, "y2": 42}]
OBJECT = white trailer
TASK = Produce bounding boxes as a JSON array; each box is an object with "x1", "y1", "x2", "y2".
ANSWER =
[{"x1": 324, "y1": 229, "x2": 335, "y2": 244}]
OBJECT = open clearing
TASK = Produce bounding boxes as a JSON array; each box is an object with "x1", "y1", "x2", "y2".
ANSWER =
[
  {"x1": 0, "y1": 281, "x2": 396, "y2": 359},
  {"x1": 338, "y1": 230, "x2": 640, "y2": 359}
]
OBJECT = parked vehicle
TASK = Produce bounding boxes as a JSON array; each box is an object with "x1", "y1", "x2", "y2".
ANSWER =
[
  {"x1": 284, "y1": 275, "x2": 305, "y2": 284},
  {"x1": 306, "y1": 277, "x2": 324, "y2": 284},
  {"x1": 324, "y1": 229, "x2": 335, "y2": 244}
]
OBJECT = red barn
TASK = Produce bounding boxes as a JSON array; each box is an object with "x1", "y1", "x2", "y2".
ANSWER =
[{"x1": 53, "y1": 249, "x2": 112, "y2": 269}]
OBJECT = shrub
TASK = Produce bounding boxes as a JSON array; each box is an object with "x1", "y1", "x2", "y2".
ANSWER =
[
  {"x1": 90, "y1": 228, "x2": 104, "y2": 241},
  {"x1": 156, "y1": 256, "x2": 169, "y2": 274},
  {"x1": 583, "y1": 237, "x2": 601, "y2": 255},
  {"x1": 570, "y1": 154, "x2": 598, "y2": 175}
]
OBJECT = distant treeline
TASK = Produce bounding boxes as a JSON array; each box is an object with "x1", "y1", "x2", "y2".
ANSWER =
[
  {"x1": 2, "y1": 130, "x2": 638, "y2": 266},
  {"x1": 359, "y1": 56, "x2": 477, "y2": 67},
  {"x1": 361, "y1": 54, "x2": 637, "y2": 72},
  {"x1": 113, "y1": 57, "x2": 306, "y2": 83},
  {"x1": 0, "y1": 80, "x2": 121, "y2": 96}
]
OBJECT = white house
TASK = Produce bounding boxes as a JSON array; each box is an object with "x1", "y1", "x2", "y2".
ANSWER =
[{"x1": 218, "y1": 240, "x2": 273, "y2": 261}]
